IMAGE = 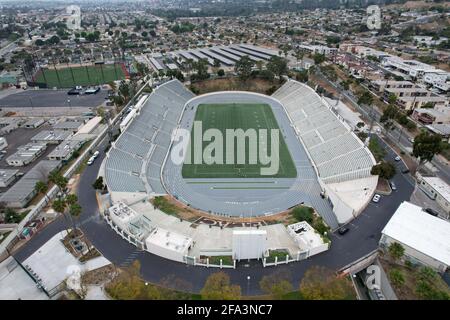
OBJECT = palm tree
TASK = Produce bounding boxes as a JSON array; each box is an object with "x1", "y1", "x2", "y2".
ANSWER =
[
  {"x1": 66, "y1": 194, "x2": 78, "y2": 206},
  {"x1": 34, "y1": 181, "x2": 48, "y2": 201},
  {"x1": 49, "y1": 172, "x2": 68, "y2": 192},
  {"x1": 52, "y1": 198, "x2": 70, "y2": 233}
]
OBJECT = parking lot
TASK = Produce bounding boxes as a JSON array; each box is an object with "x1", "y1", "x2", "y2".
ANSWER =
[{"x1": 0, "y1": 89, "x2": 108, "y2": 109}]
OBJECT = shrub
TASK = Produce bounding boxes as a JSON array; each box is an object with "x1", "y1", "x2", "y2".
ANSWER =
[{"x1": 292, "y1": 206, "x2": 314, "y2": 223}]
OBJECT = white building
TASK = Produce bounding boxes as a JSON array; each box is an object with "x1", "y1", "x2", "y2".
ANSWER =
[
  {"x1": 232, "y1": 229, "x2": 267, "y2": 261},
  {"x1": 418, "y1": 176, "x2": 450, "y2": 218},
  {"x1": 286, "y1": 221, "x2": 329, "y2": 257},
  {"x1": 380, "y1": 201, "x2": 450, "y2": 272}
]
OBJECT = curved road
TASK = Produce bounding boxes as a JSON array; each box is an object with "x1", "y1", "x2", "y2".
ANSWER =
[{"x1": 13, "y1": 136, "x2": 415, "y2": 295}]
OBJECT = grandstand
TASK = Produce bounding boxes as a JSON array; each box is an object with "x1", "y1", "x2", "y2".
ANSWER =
[
  {"x1": 272, "y1": 80, "x2": 376, "y2": 184},
  {"x1": 104, "y1": 78, "x2": 377, "y2": 227},
  {"x1": 104, "y1": 80, "x2": 195, "y2": 195}
]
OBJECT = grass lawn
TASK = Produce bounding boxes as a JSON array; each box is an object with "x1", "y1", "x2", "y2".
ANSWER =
[
  {"x1": 35, "y1": 63, "x2": 126, "y2": 88},
  {"x1": 182, "y1": 103, "x2": 297, "y2": 178}
]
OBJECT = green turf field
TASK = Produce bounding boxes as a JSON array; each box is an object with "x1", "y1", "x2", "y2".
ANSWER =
[
  {"x1": 35, "y1": 64, "x2": 127, "y2": 88},
  {"x1": 181, "y1": 103, "x2": 297, "y2": 178}
]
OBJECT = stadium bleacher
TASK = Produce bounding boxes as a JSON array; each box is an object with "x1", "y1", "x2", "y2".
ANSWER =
[
  {"x1": 104, "y1": 79, "x2": 195, "y2": 194},
  {"x1": 273, "y1": 80, "x2": 375, "y2": 184}
]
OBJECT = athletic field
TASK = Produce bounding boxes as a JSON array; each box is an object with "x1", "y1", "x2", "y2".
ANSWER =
[
  {"x1": 182, "y1": 103, "x2": 297, "y2": 178},
  {"x1": 34, "y1": 63, "x2": 127, "y2": 88}
]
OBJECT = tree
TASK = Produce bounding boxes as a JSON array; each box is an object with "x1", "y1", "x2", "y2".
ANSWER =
[
  {"x1": 217, "y1": 69, "x2": 225, "y2": 77},
  {"x1": 313, "y1": 53, "x2": 325, "y2": 65},
  {"x1": 48, "y1": 171, "x2": 68, "y2": 191},
  {"x1": 52, "y1": 198, "x2": 67, "y2": 217},
  {"x1": 259, "y1": 270, "x2": 293, "y2": 299},
  {"x1": 371, "y1": 161, "x2": 396, "y2": 180},
  {"x1": 118, "y1": 80, "x2": 131, "y2": 102},
  {"x1": 200, "y1": 272, "x2": 241, "y2": 300},
  {"x1": 295, "y1": 69, "x2": 308, "y2": 83},
  {"x1": 34, "y1": 181, "x2": 48, "y2": 199},
  {"x1": 415, "y1": 266, "x2": 450, "y2": 300},
  {"x1": 267, "y1": 56, "x2": 288, "y2": 82},
  {"x1": 191, "y1": 59, "x2": 209, "y2": 81},
  {"x1": 4, "y1": 208, "x2": 21, "y2": 223},
  {"x1": 387, "y1": 93, "x2": 397, "y2": 105},
  {"x1": 234, "y1": 56, "x2": 254, "y2": 82},
  {"x1": 358, "y1": 91, "x2": 374, "y2": 106},
  {"x1": 299, "y1": 266, "x2": 355, "y2": 300},
  {"x1": 69, "y1": 203, "x2": 82, "y2": 220},
  {"x1": 93, "y1": 177, "x2": 105, "y2": 190},
  {"x1": 388, "y1": 242, "x2": 405, "y2": 261},
  {"x1": 65, "y1": 194, "x2": 78, "y2": 206},
  {"x1": 413, "y1": 131, "x2": 443, "y2": 166},
  {"x1": 389, "y1": 269, "x2": 405, "y2": 287}
]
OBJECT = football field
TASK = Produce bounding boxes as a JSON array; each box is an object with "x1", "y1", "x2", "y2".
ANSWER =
[
  {"x1": 181, "y1": 103, "x2": 297, "y2": 178},
  {"x1": 34, "y1": 63, "x2": 127, "y2": 88}
]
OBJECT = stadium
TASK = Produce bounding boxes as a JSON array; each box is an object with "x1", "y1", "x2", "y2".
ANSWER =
[{"x1": 100, "y1": 79, "x2": 378, "y2": 265}]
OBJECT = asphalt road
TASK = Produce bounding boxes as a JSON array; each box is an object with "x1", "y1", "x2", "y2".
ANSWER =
[
  {"x1": 0, "y1": 89, "x2": 108, "y2": 109},
  {"x1": 12, "y1": 132, "x2": 415, "y2": 295}
]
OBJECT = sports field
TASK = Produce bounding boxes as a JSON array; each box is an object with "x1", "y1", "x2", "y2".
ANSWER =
[
  {"x1": 182, "y1": 103, "x2": 297, "y2": 178},
  {"x1": 34, "y1": 63, "x2": 127, "y2": 88}
]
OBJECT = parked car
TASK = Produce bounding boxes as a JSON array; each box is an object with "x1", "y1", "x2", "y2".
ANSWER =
[
  {"x1": 87, "y1": 156, "x2": 95, "y2": 165},
  {"x1": 93, "y1": 151, "x2": 100, "y2": 159},
  {"x1": 390, "y1": 181, "x2": 397, "y2": 191},
  {"x1": 85, "y1": 87, "x2": 100, "y2": 94},
  {"x1": 401, "y1": 168, "x2": 410, "y2": 174},
  {"x1": 372, "y1": 194, "x2": 381, "y2": 203},
  {"x1": 424, "y1": 208, "x2": 439, "y2": 217},
  {"x1": 67, "y1": 88, "x2": 81, "y2": 95},
  {"x1": 394, "y1": 156, "x2": 401, "y2": 162},
  {"x1": 338, "y1": 227, "x2": 349, "y2": 235}
]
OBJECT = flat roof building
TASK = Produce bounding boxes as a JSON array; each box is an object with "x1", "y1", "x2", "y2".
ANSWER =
[
  {"x1": 0, "y1": 160, "x2": 61, "y2": 208},
  {"x1": 418, "y1": 176, "x2": 450, "y2": 219},
  {"x1": 0, "y1": 169, "x2": 19, "y2": 188},
  {"x1": 380, "y1": 201, "x2": 450, "y2": 272},
  {"x1": 31, "y1": 130, "x2": 72, "y2": 145},
  {"x1": 23, "y1": 118, "x2": 45, "y2": 129},
  {"x1": 52, "y1": 120, "x2": 84, "y2": 133},
  {"x1": 6, "y1": 143, "x2": 47, "y2": 167},
  {"x1": 47, "y1": 139, "x2": 83, "y2": 161}
]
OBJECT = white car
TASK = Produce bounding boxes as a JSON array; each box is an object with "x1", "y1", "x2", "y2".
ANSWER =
[
  {"x1": 394, "y1": 156, "x2": 401, "y2": 162},
  {"x1": 93, "y1": 151, "x2": 100, "y2": 159},
  {"x1": 87, "y1": 156, "x2": 95, "y2": 165},
  {"x1": 372, "y1": 194, "x2": 381, "y2": 203}
]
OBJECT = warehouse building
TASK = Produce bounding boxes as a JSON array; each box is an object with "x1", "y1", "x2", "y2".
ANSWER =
[
  {"x1": 380, "y1": 201, "x2": 450, "y2": 273},
  {"x1": 0, "y1": 160, "x2": 61, "y2": 208}
]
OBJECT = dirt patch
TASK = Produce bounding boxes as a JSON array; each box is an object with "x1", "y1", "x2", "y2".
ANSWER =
[
  {"x1": 376, "y1": 178, "x2": 391, "y2": 194},
  {"x1": 152, "y1": 195, "x2": 295, "y2": 225},
  {"x1": 190, "y1": 77, "x2": 281, "y2": 95},
  {"x1": 82, "y1": 264, "x2": 117, "y2": 286}
]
